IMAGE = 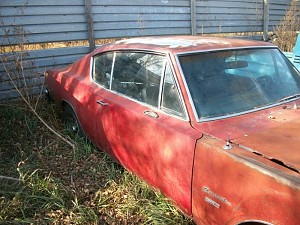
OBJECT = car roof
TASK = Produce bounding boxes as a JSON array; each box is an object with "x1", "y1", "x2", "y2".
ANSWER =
[{"x1": 95, "y1": 35, "x2": 276, "y2": 54}]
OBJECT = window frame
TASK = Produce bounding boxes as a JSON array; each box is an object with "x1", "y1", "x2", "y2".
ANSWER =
[
  {"x1": 160, "y1": 60, "x2": 187, "y2": 118},
  {"x1": 91, "y1": 50, "x2": 188, "y2": 121},
  {"x1": 175, "y1": 46, "x2": 292, "y2": 122},
  {"x1": 92, "y1": 51, "x2": 115, "y2": 89}
]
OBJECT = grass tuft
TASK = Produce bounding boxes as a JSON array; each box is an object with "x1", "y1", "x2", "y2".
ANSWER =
[{"x1": 0, "y1": 99, "x2": 194, "y2": 224}]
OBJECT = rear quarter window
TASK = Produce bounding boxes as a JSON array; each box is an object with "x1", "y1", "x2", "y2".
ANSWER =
[{"x1": 92, "y1": 52, "x2": 114, "y2": 88}]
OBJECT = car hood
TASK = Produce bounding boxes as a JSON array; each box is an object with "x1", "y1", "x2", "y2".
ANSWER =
[{"x1": 193, "y1": 100, "x2": 300, "y2": 173}]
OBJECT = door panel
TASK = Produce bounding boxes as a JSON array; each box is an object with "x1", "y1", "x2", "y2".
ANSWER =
[
  {"x1": 96, "y1": 91, "x2": 199, "y2": 214},
  {"x1": 91, "y1": 51, "x2": 200, "y2": 214}
]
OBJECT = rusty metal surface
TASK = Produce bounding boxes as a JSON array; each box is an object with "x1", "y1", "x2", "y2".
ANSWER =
[
  {"x1": 192, "y1": 136, "x2": 300, "y2": 225},
  {"x1": 194, "y1": 100, "x2": 300, "y2": 173},
  {"x1": 95, "y1": 36, "x2": 274, "y2": 55}
]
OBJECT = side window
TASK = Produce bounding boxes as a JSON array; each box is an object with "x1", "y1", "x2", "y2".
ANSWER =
[
  {"x1": 162, "y1": 64, "x2": 184, "y2": 117},
  {"x1": 93, "y1": 52, "x2": 113, "y2": 88},
  {"x1": 112, "y1": 52, "x2": 165, "y2": 107}
]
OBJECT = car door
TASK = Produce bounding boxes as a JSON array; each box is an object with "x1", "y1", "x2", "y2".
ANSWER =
[{"x1": 91, "y1": 51, "x2": 200, "y2": 214}]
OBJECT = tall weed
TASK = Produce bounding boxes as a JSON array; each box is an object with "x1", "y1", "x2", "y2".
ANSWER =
[{"x1": 273, "y1": 1, "x2": 300, "y2": 52}]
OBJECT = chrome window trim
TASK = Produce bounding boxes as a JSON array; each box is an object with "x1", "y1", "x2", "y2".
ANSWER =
[
  {"x1": 91, "y1": 51, "x2": 115, "y2": 89},
  {"x1": 109, "y1": 52, "x2": 116, "y2": 90},
  {"x1": 175, "y1": 46, "x2": 284, "y2": 122},
  {"x1": 161, "y1": 56, "x2": 189, "y2": 121},
  {"x1": 175, "y1": 45, "x2": 277, "y2": 56},
  {"x1": 157, "y1": 60, "x2": 167, "y2": 109},
  {"x1": 198, "y1": 98, "x2": 300, "y2": 122},
  {"x1": 175, "y1": 54, "x2": 200, "y2": 121},
  {"x1": 90, "y1": 50, "x2": 189, "y2": 121}
]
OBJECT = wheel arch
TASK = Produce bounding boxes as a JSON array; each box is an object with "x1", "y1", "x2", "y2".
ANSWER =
[
  {"x1": 235, "y1": 221, "x2": 273, "y2": 225},
  {"x1": 61, "y1": 99, "x2": 87, "y2": 138}
]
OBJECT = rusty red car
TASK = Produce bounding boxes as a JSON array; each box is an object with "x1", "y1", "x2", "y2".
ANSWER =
[{"x1": 45, "y1": 36, "x2": 300, "y2": 225}]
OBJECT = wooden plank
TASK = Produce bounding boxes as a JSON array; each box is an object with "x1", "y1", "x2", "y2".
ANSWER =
[
  {"x1": 0, "y1": 23, "x2": 87, "y2": 36},
  {"x1": 0, "y1": 47, "x2": 89, "y2": 74},
  {"x1": 93, "y1": 13, "x2": 191, "y2": 22},
  {"x1": 0, "y1": 0, "x2": 83, "y2": 6},
  {"x1": 197, "y1": 7, "x2": 263, "y2": 15},
  {"x1": 94, "y1": 27, "x2": 191, "y2": 39},
  {"x1": 197, "y1": 25, "x2": 263, "y2": 34},
  {"x1": 91, "y1": 6, "x2": 190, "y2": 14},
  {"x1": 263, "y1": 0, "x2": 270, "y2": 41},
  {"x1": 270, "y1": 0, "x2": 293, "y2": 4},
  {"x1": 196, "y1": 1, "x2": 263, "y2": 9},
  {"x1": 92, "y1": 0, "x2": 189, "y2": 7},
  {"x1": 93, "y1": 21, "x2": 191, "y2": 31},
  {"x1": 0, "y1": 86, "x2": 44, "y2": 101},
  {"x1": 190, "y1": 0, "x2": 197, "y2": 35},
  {"x1": 0, "y1": 77, "x2": 43, "y2": 92},
  {"x1": 0, "y1": 6, "x2": 85, "y2": 16},
  {"x1": 196, "y1": 20, "x2": 263, "y2": 27},
  {"x1": 1, "y1": 15, "x2": 86, "y2": 26},
  {"x1": 85, "y1": 0, "x2": 95, "y2": 51},
  {"x1": 197, "y1": 14, "x2": 263, "y2": 21},
  {"x1": 1, "y1": 32, "x2": 88, "y2": 45},
  {"x1": 1, "y1": 47, "x2": 89, "y2": 62},
  {"x1": 199, "y1": 0, "x2": 262, "y2": 2}
]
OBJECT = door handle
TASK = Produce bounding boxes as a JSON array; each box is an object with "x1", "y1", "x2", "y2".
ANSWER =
[
  {"x1": 96, "y1": 100, "x2": 109, "y2": 106},
  {"x1": 144, "y1": 110, "x2": 159, "y2": 119}
]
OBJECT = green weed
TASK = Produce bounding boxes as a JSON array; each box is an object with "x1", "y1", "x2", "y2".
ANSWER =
[{"x1": 0, "y1": 99, "x2": 194, "y2": 224}]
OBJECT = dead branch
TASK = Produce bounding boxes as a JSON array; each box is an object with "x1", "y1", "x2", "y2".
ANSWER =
[{"x1": 1, "y1": 57, "x2": 76, "y2": 150}]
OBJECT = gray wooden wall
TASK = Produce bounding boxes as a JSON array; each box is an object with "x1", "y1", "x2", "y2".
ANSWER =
[{"x1": 0, "y1": 0, "x2": 295, "y2": 101}]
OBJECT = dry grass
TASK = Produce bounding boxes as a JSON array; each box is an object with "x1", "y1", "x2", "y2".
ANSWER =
[
  {"x1": 0, "y1": 39, "x2": 123, "y2": 53},
  {"x1": 0, "y1": 99, "x2": 194, "y2": 224},
  {"x1": 272, "y1": 1, "x2": 300, "y2": 52}
]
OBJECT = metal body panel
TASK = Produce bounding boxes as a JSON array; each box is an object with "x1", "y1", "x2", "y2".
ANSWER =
[
  {"x1": 192, "y1": 135, "x2": 300, "y2": 225},
  {"x1": 193, "y1": 100, "x2": 300, "y2": 173},
  {"x1": 92, "y1": 87, "x2": 199, "y2": 214}
]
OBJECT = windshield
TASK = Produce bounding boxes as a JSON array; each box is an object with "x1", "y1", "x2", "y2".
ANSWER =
[{"x1": 179, "y1": 48, "x2": 300, "y2": 119}]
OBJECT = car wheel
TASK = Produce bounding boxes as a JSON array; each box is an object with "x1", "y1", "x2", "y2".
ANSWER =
[{"x1": 63, "y1": 104, "x2": 85, "y2": 138}]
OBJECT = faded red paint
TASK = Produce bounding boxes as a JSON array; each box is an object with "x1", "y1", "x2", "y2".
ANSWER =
[
  {"x1": 192, "y1": 136, "x2": 300, "y2": 225},
  {"x1": 46, "y1": 36, "x2": 300, "y2": 225}
]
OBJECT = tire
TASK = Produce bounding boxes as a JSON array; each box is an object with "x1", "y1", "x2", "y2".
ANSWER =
[{"x1": 63, "y1": 104, "x2": 85, "y2": 138}]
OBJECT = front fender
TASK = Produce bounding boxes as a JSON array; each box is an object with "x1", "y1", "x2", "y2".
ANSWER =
[{"x1": 191, "y1": 135, "x2": 300, "y2": 225}]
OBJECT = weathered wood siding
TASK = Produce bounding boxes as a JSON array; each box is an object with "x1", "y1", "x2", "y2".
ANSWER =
[
  {"x1": 269, "y1": 0, "x2": 294, "y2": 28},
  {"x1": 0, "y1": 46, "x2": 90, "y2": 101},
  {"x1": 0, "y1": 0, "x2": 87, "y2": 44},
  {"x1": 0, "y1": 0, "x2": 295, "y2": 101},
  {"x1": 196, "y1": 0, "x2": 264, "y2": 34}
]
